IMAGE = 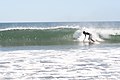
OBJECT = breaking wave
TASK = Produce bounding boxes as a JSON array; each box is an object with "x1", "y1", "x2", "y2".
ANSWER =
[{"x1": 0, "y1": 26, "x2": 120, "y2": 46}]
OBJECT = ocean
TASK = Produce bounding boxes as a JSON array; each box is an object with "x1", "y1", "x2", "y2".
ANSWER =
[{"x1": 0, "y1": 22, "x2": 120, "y2": 80}]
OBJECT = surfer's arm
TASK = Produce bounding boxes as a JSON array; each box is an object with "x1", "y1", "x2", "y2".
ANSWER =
[{"x1": 83, "y1": 34, "x2": 86, "y2": 42}]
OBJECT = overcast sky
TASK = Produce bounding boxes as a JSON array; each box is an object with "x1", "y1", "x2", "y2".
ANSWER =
[{"x1": 0, "y1": 0, "x2": 120, "y2": 22}]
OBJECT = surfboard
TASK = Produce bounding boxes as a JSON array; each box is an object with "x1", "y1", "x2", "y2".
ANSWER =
[{"x1": 79, "y1": 40, "x2": 100, "y2": 44}]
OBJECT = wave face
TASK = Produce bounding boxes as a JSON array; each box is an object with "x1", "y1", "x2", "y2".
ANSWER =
[
  {"x1": 0, "y1": 22, "x2": 120, "y2": 46},
  {"x1": 0, "y1": 28, "x2": 77, "y2": 46}
]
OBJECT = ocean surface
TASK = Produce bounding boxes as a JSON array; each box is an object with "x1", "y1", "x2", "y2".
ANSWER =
[{"x1": 0, "y1": 22, "x2": 120, "y2": 80}]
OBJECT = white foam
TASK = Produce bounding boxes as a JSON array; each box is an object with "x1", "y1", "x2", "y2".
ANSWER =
[
  {"x1": 0, "y1": 47, "x2": 120, "y2": 79},
  {"x1": 0, "y1": 25, "x2": 80, "y2": 31}
]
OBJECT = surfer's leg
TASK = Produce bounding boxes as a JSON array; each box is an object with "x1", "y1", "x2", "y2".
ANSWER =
[
  {"x1": 91, "y1": 39, "x2": 95, "y2": 42},
  {"x1": 89, "y1": 35, "x2": 95, "y2": 42}
]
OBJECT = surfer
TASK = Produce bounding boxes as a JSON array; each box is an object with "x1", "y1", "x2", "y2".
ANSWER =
[{"x1": 83, "y1": 31, "x2": 95, "y2": 42}]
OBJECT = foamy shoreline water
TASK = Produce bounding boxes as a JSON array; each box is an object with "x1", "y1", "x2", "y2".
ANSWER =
[{"x1": 0, "y1": 44, "x2": 120, "y2": 80}]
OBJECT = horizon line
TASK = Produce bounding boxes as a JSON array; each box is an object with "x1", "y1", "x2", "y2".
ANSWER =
[{"x1": 0, "y1": 20, "x2": 120, "y2": 23}]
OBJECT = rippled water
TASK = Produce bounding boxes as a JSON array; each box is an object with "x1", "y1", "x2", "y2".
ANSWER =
[{"x1": 0, "y1": 44, "x2": 120, "y2": 80}]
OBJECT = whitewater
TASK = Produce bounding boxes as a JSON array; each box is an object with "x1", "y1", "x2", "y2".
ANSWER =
[{"x1": 0, "y1": 22, "x2": 120, "y2": 80}]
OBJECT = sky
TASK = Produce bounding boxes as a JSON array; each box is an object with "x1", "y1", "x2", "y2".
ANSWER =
[{"x1": 0, "y1": 0, "x2": 120, "y2": 22}]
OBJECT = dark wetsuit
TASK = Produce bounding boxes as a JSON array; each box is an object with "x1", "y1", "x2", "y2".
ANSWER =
[{"x1": 83, "y1": 31, "x2": 95, "y2": 42}]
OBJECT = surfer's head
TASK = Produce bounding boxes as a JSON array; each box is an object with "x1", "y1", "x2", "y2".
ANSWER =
[{"x1": 83, "y1": 31, "x2": 85, "y2": 34}]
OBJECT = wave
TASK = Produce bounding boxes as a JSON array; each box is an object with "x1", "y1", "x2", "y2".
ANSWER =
[
  {"x1": 0, "y1": 27, "x2": 77, "y2": 46},
  {"x1": 0, "y1": 27, "x2": 120, "y2": 46}
]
